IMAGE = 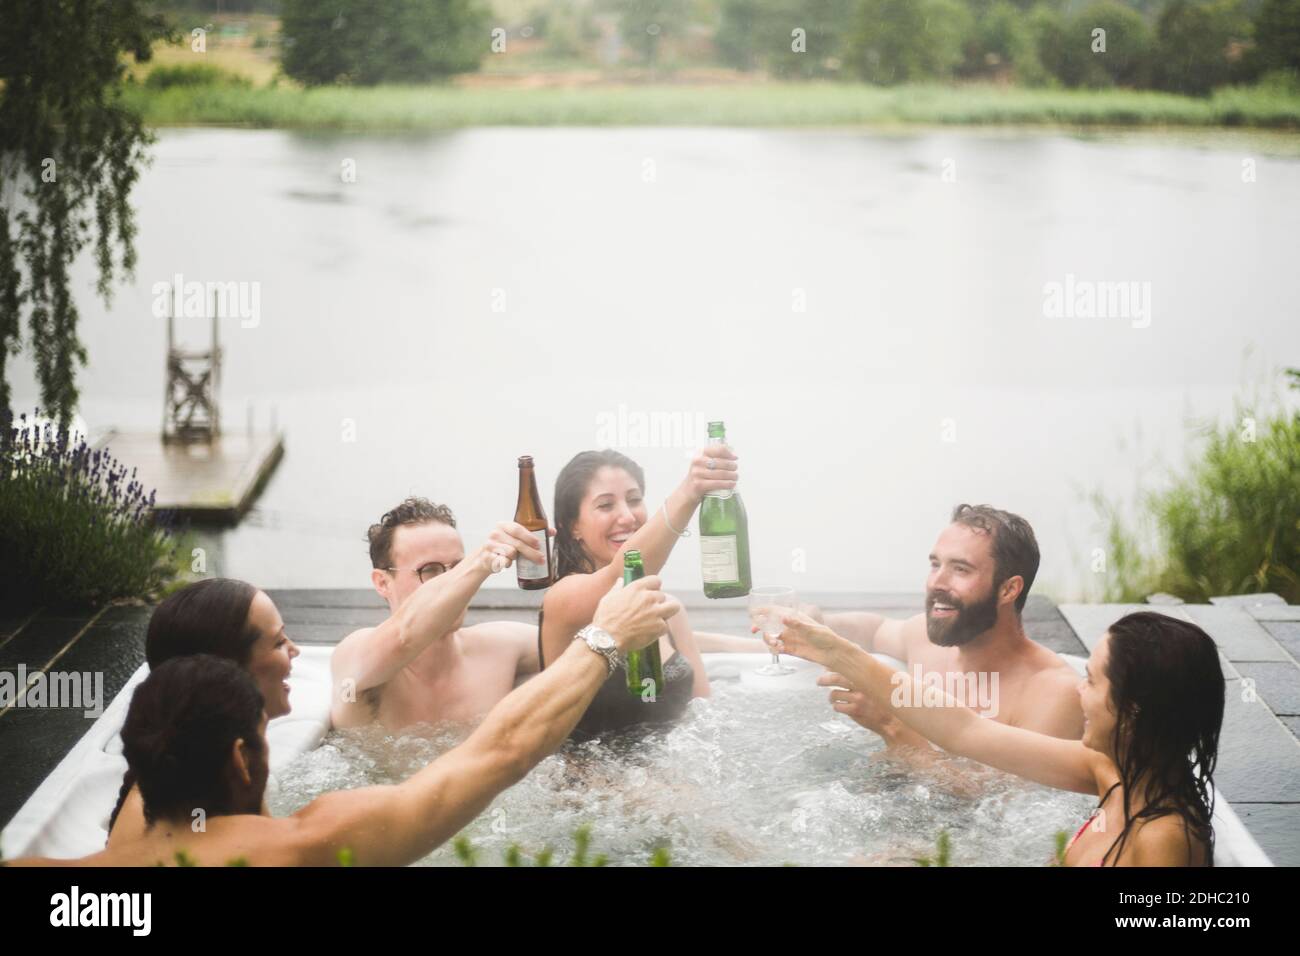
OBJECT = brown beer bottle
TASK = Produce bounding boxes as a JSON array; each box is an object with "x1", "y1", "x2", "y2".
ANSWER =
[{"x1": 514, "y1": 455, "x2": 553, "y2": 589}]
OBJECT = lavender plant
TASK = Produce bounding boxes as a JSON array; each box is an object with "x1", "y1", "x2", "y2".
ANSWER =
[{"x1": 1, "y1": 411, "x2": 180, "y2": 609}]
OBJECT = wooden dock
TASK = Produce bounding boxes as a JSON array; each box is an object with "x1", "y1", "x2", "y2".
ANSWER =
[{"x1": 93, "y1": 429, "x2": 285, "y2": 524}]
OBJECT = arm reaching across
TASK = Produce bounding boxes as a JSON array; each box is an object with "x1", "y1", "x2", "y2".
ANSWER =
[
  {"x1": 770, "y1": 612, "x2": 1102, "y2": 796},
  {"x1": 298, "y1": 576, "x2": 681, "y2": 866},
  {"x1": 816, "y1": 671, "x2": 935, "y2": 753}
]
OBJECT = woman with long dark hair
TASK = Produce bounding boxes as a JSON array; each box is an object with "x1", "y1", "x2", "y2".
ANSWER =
[
  {"x1": 106, "y1": 578, "x2": 300, "y2": 843},
  {"x1": 539, "y1": 446, "x2": 759, "y2": 738},
  {"x1": 770, "y1": 610, "x2": 1224, "y2": 865}
]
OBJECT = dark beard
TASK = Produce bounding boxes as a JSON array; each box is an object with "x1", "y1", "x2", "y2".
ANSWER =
[{"x1": 926, "y1": 586, "x2": 999, "y2": 647}]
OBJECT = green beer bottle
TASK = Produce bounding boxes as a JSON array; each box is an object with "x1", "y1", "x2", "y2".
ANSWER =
[
  {"x1": 699, "y1": 421, "x2": 752, "y2": 599},
  {"x1": 622, "y1": 550, "x2": 665, "y2": 699}
]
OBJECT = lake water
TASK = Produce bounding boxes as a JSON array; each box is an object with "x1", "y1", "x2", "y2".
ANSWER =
[{"x1": 10, "y1": 126, "x2": 1300, "y2": 599}]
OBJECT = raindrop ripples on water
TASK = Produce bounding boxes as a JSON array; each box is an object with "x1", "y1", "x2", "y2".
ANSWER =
[{"x1": 271, "y1": 676, "x2": 1095, "y2": 866}]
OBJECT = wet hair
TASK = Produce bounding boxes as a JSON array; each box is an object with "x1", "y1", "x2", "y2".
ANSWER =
[
  {"x1": 145, "y1": 577, "x2": 261, "y2": 669},
  {"x1": 367, "y1": 497, "x2": 457, "y2": 569},
  {"x1": 552, "y1": 450, "x2": 646, "y2": 580},
  {"x1": 1101, "y1": 612, "x2": 1224, "y2": 866},
  {"x1": 949, "y1": 504, "x2": 1040, "y2": 613},
  {"x1": 110, "y1": 579, "x2": 261, "y2": 835},
  {"x1": 118, "y1": 655, "x2": 267, "y2": 828}
]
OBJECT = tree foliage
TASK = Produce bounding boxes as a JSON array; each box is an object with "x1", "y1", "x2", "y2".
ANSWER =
[
  {"x1": 1153, "y1": 0, "x2": 1252, "y2": 95},
  {"x1": 846, "y1": 0, "x2": 974, "y2": 84},
  {"x1": 0, "y1": 0, "x2": 169, "y2": 423},
  {"x1": 1252, "y1": 0, "x2": 1300, "y2": 75},
  {"x1": 717, "y1": 0, "x2": 858, "y2": 78},
  {"x1": 278, "y1": 0, "x2": 491, "y2": 86}
]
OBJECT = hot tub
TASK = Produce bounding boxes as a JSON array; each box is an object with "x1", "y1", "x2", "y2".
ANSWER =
[{"x1": 1, "y1": 646, "x2": 1271, "y2": 866}]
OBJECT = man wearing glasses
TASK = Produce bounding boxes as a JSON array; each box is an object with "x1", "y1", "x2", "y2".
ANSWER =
[{"x1": 329, "y1": 497, "x2": 550, "y2": 730}]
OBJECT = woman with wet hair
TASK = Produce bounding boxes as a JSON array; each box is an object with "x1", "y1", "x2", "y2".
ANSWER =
[
  {"x1": 772, "y1": 610, "x2": 1224, "y2": 866},
  {"x1": 107, "y1": 578, "x2": 300, "y2": 844}
]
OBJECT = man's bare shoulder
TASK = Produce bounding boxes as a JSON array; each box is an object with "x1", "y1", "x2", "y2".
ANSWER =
[
  {"x1": 1016, "y1": 652, "x2": 1085, "y2": 738},
  {"x1": 461, "y1": 620, "x2": 537, "y2": 647},
  {"x1": 898, "y1": 613, "x2": 929, "y2": 646},
  {"x1": 1026, "y1": 647, "x2": 1084, "y2": 686}
]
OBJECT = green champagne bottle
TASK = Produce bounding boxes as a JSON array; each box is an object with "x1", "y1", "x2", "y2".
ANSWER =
[
  {"x1": 622, "y1": 550, "x2": 664, "y2": 699},
  {"x1": 699, "y1": 421, "x2": 752, "y2": 598}
]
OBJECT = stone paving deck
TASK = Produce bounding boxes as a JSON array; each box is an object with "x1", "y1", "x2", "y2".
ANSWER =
[{"x1": 1, "y1": 589, "x2": 1294, "y2": 864}]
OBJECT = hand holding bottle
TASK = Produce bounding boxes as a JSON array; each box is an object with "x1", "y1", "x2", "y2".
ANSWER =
[
  {"x1": 594, "y1": 575, "x2": 681, "y2": 655},
  {"x1": 681, "y1": 444, "x2": 738, "y2": 503},
  {"x1": 480, "y1": 520, "x2": 550, "y2": 574}
]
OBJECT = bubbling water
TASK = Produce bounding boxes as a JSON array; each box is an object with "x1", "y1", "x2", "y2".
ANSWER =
[{"x1": 270, "y1": 673, "x2": 1095, "y2": 866}]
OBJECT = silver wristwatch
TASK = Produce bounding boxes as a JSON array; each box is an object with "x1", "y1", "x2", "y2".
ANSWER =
[{"x1": 575, "y1": 624, "x2": 621, "y2": 676}]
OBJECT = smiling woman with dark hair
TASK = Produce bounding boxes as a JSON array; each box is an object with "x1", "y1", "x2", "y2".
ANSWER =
[
  {"x1": 107, "y1": 578, "x2": 300, "y2": 845},
  {"x1": 538, "y1": 444, "x2": 768, "y2": 739},
  {"x1": 771, "y1": 610, "x2": 1225, "y2": 866}
]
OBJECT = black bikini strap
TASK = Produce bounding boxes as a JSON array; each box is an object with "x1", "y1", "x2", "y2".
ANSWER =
[{"x1": 1097, "y1": 781, "x2": 1121, "y2": 811}]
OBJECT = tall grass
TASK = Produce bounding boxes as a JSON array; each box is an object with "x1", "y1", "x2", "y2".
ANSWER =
[
  {"x1": 1091, "y1": 371, "x2": 1300, "y2": 604},
  {"x1": 118, "y1": 81, "x2": 1300, "y2": 130}
]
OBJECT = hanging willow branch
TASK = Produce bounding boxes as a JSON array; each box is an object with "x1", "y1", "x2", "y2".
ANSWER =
[{"x1": 0, "y1": 0, "x2": 171, "y2": 423}]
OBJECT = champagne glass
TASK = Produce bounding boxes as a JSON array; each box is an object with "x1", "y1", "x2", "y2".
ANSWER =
[{"x1": 749, "y1": 586, "x2": 797, "y2": 676}]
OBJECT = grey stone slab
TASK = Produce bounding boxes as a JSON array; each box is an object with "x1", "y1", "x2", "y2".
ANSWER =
[
  {"x1": 1214, "y1": 678, "x2": 1300, "y2": 803},
  {"x1": 1059, "y1": 604, "x2": 1243, "y2": 676},
  {"x1": 1236, "y1": 663, "x2": 1300, "y2": 716},
  {"x1": 56, "y1": 606, "x2": 148, "y2": 693},
  {"x1": 0, "y1": 610, "x2": 39, "y2": 647},
  {"x1": 0, "y1": 614, "x2": 96, "y2": 674},
  {"x1": 276, "y1": 605, "x2": 388, "y2": 628},
  {"x1": 281, "y1": 623, "x2": 357, "y2": 646},
  {"x1": 1210, "y1": 593, "x2": 1285, "y2": 608},
  {"x1": 0, "y1": 605, "x2": 147, "y2": 829},
  {"x1": 1249, "y1": 605, "x2": 1300, "y2": 622},
  {"x1": 1058, "y1": 604, "x2": 1181, "y2": 651},
  {"x1": 1264, "y1": 620, "x2": 1300, "y2": 639},
  {"x1": 1021, "y1": 595, "x2": 1063, "y2": 622},
  {"x1": 264, "y1": 588, "x2": 388, "y2": 609},
  {"x1": 1265, "y1": 622, "x2": 1300, "y2": 664},
  {"x1": 1183, "y1": 605, "x2": 1291, "y2": 663},
  {"x1": 1226, "y1": 804, "x2": 1300, "y2": 868},
  {"x1": 1027, "y1": 619, "x2": 1087, "y2": 657},
  {"x1": 1281, "y1": 715, "x2": 1300, "y2": 741}
]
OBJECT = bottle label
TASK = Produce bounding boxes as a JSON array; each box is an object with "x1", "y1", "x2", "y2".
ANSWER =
[
  {"x1": 517, "y1": 530, "x2": 550, "y2": 580},
  {"x1": 701, "y1": 534, "x2": 739, "y2": 584}
]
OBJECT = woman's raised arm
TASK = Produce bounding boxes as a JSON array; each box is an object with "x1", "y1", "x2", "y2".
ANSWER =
[{"x1": 539, "y1": 446, "x2": 737, "y2": 666}]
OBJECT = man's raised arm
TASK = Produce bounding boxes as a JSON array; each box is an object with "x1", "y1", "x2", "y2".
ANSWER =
[{"x1": 331, "y1": 521, "x2": 545, "y2": 704}]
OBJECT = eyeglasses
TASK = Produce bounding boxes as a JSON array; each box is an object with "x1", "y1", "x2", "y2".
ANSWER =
[{"x1": 384, "y1": 560, "x2": 462, "y2": 583}]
